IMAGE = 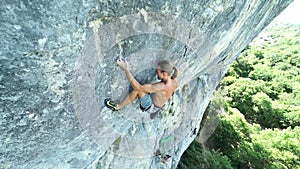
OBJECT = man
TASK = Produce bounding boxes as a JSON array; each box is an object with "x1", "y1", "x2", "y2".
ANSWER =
[{"x1": 104, "y1": 59, "x2": 179, "y2": 116}]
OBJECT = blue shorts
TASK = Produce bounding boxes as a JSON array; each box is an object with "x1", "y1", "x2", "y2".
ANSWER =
[{"x1": 138, "y1": 93, "x2": 152, "y2": 111}]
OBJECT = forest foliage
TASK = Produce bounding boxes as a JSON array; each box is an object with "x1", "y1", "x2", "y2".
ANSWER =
[{"x1": 178, "y1": 24, "x2": 300, "y2": 169}]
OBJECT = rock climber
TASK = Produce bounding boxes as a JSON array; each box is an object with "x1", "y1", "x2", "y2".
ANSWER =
[{"x1": 104, "y1": 58, "x2": 179, "y2": 118}]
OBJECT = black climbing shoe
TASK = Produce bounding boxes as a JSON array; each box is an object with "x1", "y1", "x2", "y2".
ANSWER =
[{"x1": 104, "y1": 98, "x2": 118, "y2": 111}]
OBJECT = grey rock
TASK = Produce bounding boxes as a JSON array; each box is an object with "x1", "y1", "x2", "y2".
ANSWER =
[{"x1": 0, "y1": 0, "x2": 291, "y2": 169}]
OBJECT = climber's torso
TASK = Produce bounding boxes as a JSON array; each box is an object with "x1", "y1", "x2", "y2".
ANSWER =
[{"x1": 150, "y1": 78, "x2": 178, "y2": 108}]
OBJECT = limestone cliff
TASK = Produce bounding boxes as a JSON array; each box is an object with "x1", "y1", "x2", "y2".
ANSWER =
[{"x1": 0, "y1": 0, "x2": 291, "y2": 169}]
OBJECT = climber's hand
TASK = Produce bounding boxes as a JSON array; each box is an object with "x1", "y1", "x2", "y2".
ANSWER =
[{"x1": 117, "y1": 58, "x2": 128, "y2": 70}]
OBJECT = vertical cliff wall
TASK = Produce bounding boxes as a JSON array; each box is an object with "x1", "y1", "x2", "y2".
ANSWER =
[{"x1": 0, "y1": 0, "x2": 292, "y2": 169}]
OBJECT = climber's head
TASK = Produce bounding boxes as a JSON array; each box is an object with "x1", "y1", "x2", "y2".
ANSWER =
[{"x1": 157, "y1": 60, "x2": 179, "y2": 81}]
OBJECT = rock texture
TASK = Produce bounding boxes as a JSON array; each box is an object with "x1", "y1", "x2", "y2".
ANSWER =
[{"x1": 0, "y1": 0, "x2": 291, "y2": 169}]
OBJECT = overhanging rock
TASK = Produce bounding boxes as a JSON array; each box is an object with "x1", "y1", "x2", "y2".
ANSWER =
[{"x1": 0, "y1": 0, "x2": 291, "y2": 169}]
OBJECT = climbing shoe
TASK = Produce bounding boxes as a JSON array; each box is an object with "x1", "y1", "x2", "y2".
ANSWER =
[{"x1": 104, "y1": 98, "x2": 118, "y2": 111}]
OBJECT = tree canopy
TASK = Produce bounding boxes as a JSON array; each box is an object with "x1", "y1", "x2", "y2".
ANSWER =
[{"x1": 178, "y1": 24, "x2": 300, "y2": 169}]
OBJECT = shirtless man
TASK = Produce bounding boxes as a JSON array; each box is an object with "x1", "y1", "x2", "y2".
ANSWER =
[{"x1": 104, "y1": 59, "x2": 179, "y2": 114}]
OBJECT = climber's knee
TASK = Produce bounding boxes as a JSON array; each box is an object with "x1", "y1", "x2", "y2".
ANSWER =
[{"x1": 137, "y1": 91, "x2": 147, "y2": 98}]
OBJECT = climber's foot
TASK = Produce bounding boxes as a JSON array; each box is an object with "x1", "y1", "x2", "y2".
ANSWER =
[{"x1": 104, "y1": 98, "x2": 119, "y2": 111}]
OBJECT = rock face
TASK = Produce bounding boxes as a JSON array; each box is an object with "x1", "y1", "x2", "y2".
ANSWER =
[{"x1": 0, "y1": 0, "x2": 291, "y2": 169}]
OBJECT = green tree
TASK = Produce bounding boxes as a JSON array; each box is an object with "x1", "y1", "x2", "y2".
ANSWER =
[
  {"x1": 252, "y1": 92, "x2": 284, "y2": 128},
  {"x1": 252, "y1": 127, "x2": 300, "y2": 168},
  {"x1": 205, "y1": 108, "x2": 271, "y2": 169},
  {"x1": 178, "y1": 141, "x2": 233, "y2": 169}
]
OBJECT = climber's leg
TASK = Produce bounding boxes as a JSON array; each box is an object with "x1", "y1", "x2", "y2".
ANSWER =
[
  {"x1": 105, "y1": 85, "x2": 150, "y2": 111},
  {"x1": 116, "y1": 89, "x2": 146, "y2": 110},
  {"x1": 105, "y1": 90, "x2": 142, "y2": 111}
]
